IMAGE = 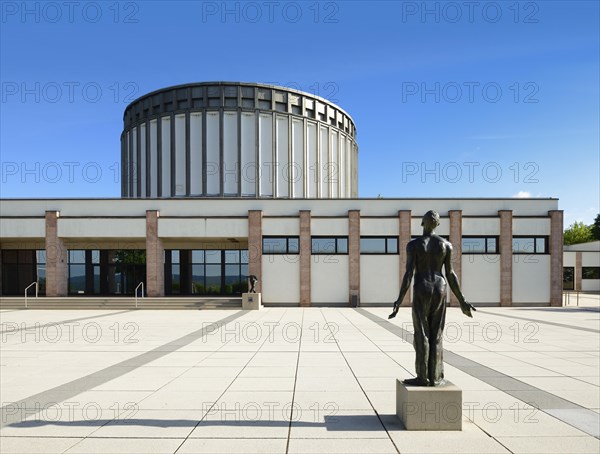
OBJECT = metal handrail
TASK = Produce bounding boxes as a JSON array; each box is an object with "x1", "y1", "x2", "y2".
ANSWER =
[
  {"x1": 24, "y1": 282, "x2": 38, "y2": 308},
  {"x1": 135, "y1": 282, "x2": 144, "y2": 308}
]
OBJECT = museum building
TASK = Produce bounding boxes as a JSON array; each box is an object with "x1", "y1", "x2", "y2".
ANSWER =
[{"x1": 0, "y1": 82, "x2": 566, "y2": 306}]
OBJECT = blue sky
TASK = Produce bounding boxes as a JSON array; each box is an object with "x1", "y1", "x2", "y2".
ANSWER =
[{"x1": 1, "y1": 1, "x2": 598, "y2": 226}]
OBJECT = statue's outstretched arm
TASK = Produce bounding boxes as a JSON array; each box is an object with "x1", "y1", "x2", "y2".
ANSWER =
[
  {"x1": 445, "y1": 244, "x2": 476, "y2": 317},
  {"x1": 389, "y1": 244, "x2": 415, "y2": 319}
]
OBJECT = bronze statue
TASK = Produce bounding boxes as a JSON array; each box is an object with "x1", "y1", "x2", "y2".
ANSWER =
[
  {"x1": 248, "y1": 275, "x2": 258, "y2": 293},
  {"x1": 389, "y1": 210, "x2": 475, "y2": 386}
]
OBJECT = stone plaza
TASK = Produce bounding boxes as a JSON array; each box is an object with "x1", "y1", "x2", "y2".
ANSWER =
[{"x1": 1, "y1": 304, "x2": 598, "y2": 453}]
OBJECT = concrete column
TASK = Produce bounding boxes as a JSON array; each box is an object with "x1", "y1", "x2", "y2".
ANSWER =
[
  {"x1": 248, "y1": 210, "x2": 262, "y2": 293},
  {"x1": 499, "y1": 210, "x2": 513, "y2": 307},
  {"x1": 45, "y1": 211, "x2": 67, "y2": 297},
  {"x1": 348, "y1": 210, "x2": 360, "y2": 306},
  {"x1": 448, "y1": 210, "x2": 462, "y2": 307},
  {"x1": 146, "y1": 210, "x2": 164, "y2": 297},
  {"x1": 398, "y1": 210, "x2": 412, "y2": 305},
  {"x1": 549, "y1": 210, "x2": 564, "y2": 307},
  {"x1": 299, "y1": 210, "x2": 311, "y2": 307},
  {"x1": 575, "y1": 251, "x2": 582, "y2": 291}
]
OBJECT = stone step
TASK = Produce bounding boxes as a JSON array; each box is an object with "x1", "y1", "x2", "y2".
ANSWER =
[{"x1": 0, "y1": 297, "x2": 242, "y2": 310}]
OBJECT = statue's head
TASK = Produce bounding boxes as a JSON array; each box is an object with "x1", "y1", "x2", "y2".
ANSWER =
[{"x1": 421, "y1": 210, "x2": 440, "y2": 230}]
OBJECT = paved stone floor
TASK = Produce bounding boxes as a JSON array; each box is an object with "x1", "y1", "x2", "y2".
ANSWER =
[{"x1": 0, "y1": 306, "x2": 598, "y2": 453}]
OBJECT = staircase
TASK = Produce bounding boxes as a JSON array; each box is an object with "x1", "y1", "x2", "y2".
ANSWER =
[{"x1": 0, "y1": 297, "x2": 242, "y2": 310}]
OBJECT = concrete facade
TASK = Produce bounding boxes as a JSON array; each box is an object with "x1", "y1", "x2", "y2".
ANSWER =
[{"x1": 0, "y1": 198, "x2": 565, "y2": 306}]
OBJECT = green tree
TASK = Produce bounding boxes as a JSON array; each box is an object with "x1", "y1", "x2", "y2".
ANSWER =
[
  {"x1": 591, "y1": 214, "x2": 600, "y2": 241},
  {"x1": 564, "y1": 221, "x2": 593, "y2": 245}
]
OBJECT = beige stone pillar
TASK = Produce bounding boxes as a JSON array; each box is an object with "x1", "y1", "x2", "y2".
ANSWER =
[
  {"x1": 448, "y1": 210, "x2": 462, "y2": 307},
  {"x1": 348, "y1": 210, "x2": 360, "y2": 306},
  {"x1": 146, "y1": 210, "x2": 164, "y2": 297},
  {"x1": 575, "y1": 251, "x2": 582, "y2": 292},
  {"x1": 45, "y1": 211, "x2": 67, "y2": 296},
  {"x1": 549, "y1": 210, "x2": 564, "y2": 306},
  {"x1": 398, "y1": 210, "x2": 412, "y2": 305},
  {"x1": 299, "y1": 210, "x2": 311, "y2": 307},
  {"x1": 248, "y1": 210, "x2": 262, "y2": 293},
  {"x1": 499, "y1": 210, "x2": 513, "y2": 307}
]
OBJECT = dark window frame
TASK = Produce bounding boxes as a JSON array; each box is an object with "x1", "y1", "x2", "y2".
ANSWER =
[
  {"x1": 311, "y1": 236, "x2": 349, "y2": 255},
  {"x1": 262, "y1": 236, "x2": 300, "y2": 255},
  {"x1": 461, "y1": 236, "x2": 499, "y2": 254},
  {"x1": 359, "y1": 236, "x2": 399, "y2": 255},
  {"x1": 582, "y1": 267, "x2": 600, "y2": 280},
  {"x1": 512, "y1": 236, "x2": 549, "y2": 255}
]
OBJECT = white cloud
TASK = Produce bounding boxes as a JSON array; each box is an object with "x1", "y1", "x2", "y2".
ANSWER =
[{"x1": 513, "y1": 191, "x2": 532, "y2": 198}]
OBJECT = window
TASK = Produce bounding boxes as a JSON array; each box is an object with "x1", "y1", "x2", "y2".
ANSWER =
[
  {"x1": 512, "y1": 236, "x2": 548, "y2": 254},
  {"x1": 311, "y1": 237, "x2": 348, "y2": 254},
  {"x1": 262, "y1": 237, "x2": 299, "y2": 254},
  {"x1": 68, "y1": 250, "x2": 145, "y2": 295},
  {"x1": 360, "y1": 237, "x2": 398, "y2": 254},
  {"x1": 1, "y1": 249, "x2": 45, "y2": 296},
  {"x1": 165, "y1": 249, "x2": 249, "y2": 296},
  {"x1": 462, "y1": 237, "x2": 498, "y2": 254},
  {"x1": 582, "y1": 267, "x2": 600, "y2": 279},
  {"x1": 563, "y1": 267, "x2": 574, "y2": 290}
]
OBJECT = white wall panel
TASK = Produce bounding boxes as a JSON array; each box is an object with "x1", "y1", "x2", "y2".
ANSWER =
[
  {"x1": 361, "y1": 219, "x2": 398, "y2": 235},
  {"x1": 319, "y1": 126, "x2": 329, "y2": 198},
  {"x1": 339, "y1": 135, "x2": 346, "y2": 197},
  {"x1": 59, "y1": 219, "x2": 145, "y2": 238},
  {"x1": 311, "y1": 218, "x2": 348, "y2": 235},
  {"x1": 259, "y1": 113, "x2": 273, "y2": 197},
  {"x1": 131, "y1": 128, "x2": 137, "y2": 197},
  {"x1": 461, "y1": 255, "x2": 501, "y2": 303},
  {"x1": 159, "y1": 218, "x2": 247, "y2": 238},
  {"x1": 241, "y1": 112, "x2": 256, "y2": 196},
  {"x1": 174, "y1": 114, "x2": 186, "y2": 196},
  {"x1": 361, "y1": 256, "x2": 399, "y2": 303},
  {"x1": 513, "y1": 256, "x2": 550, "y2": 303},
  {"x1": 462, "y1": 218, "x2": 500, "y2": 235},
  {"x1": 160, "y1": 116, "x2": 171, "y2": 197},
  {"x1": 206, "y1": 112, "x2": 220, "y2": 195},
  {"x1": 312, "y1": 256, "x2": 349, "y2": 303},
  {"x1": 223, "y1": 112, "x2": 238, "y2": 195},
  {"x1": 513, "y1": 218, "x2": 550, "y2": 235},
  {"x1": 140, "y1": 124, "x2": 146, "y2": 197},
  {"x1": 189, "y1": 113, "x2": 203, "y2": 195},
  {"x1": 291, "y1": 119, "x2": 304, "y2": 198},
  {"x1": 263, "y1": 218, "x2": 299, "y2": 235},
  {"x1": 262, "y1": 256, "x2": 300, "y2": 303},
  {"x1": 0, "y1": 219, "x2": 45, "y2": 237},
  {"x1": 149, "y1": 120, "x2": 158, "y2": 197},
  {"x1": 307, "y1": 122, "x2": 318, "y2": 198},
  {"x1": 276, "y1": 115, "x2": 289, "y2": 197},
  {"x1": 331, "y1": 131, "x2": 339, "y2": 198},
  {"x1": 563, "y1": 252, "x2": 576, "y2": 267},
  {"x1": 582, "y1": 252, "x2": 600, "y2": 267}
]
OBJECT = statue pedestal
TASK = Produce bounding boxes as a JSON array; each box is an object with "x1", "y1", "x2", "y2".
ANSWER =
[
  {"x1": 242, "y1": 293, "x2": 261, "y2": 310},
  {"x1": 396, "y1": 379, "x2": 462, "y2": 431}
]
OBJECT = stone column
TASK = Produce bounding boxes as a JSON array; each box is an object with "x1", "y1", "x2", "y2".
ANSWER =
[
  {"x1": 575, "y1": 251, "x2": 582, "y2": 292},
  {"x1": 398, "y1": 210, "x2": 412, "y2": 305},
  {"x1": 299, "y1": 210, "x2": 311, "y2": 307},
  {"x1": 348, "y1": 210, "x2": 360, "y2": 306},
  {"x1": 549, "y1": 210, "x2": 564, "y2": 307},
  {"x1": 499, "y1": 210, "x2": 513, "y2": 307},
  {"x1": 146, "y1": 210, "x2": 164, "y2": 297},
  {"x1": 45, "y1": 211, "x2": 67, "y2": 297},
  {"x1": 248, "y1": 210, "x2": 262, "y2": 293},
  {"x1": 448, "y1": 210, "x2": 462, "y2": 307}
]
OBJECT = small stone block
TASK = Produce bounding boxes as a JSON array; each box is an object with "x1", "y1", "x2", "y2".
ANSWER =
[
  {"x1": 396, "y1": 379, "x2": 462, "y2": 430},
  {"x1": 242, "y1": 293, "x2": 261, "y2": 310}
]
